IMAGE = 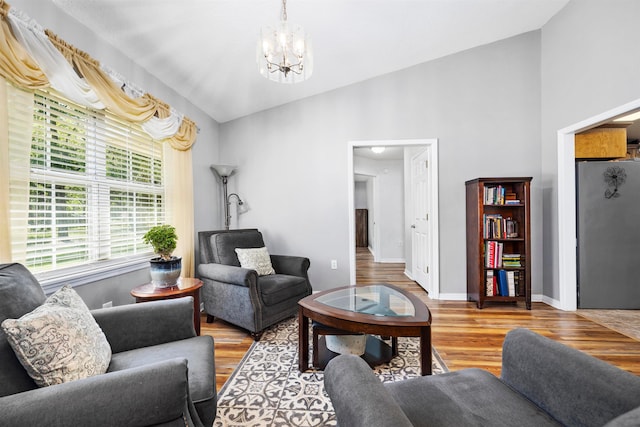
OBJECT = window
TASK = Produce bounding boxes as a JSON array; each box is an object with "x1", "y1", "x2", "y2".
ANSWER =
[{"x1": 9, "y1": 88, "x2": 164, "y2": 275}]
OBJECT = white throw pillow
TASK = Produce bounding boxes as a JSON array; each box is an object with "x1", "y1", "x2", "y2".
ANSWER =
[
  {"x1": 235, "y1": 247, "x2": 276, "y2": 276},
  {"x1": 1, "y1": 285, "x2": 112, "y2": 387}
]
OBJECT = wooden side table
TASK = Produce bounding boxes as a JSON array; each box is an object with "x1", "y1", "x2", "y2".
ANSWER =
[{"x1": 130, "y1": 278, "x2": 203, "y2": 335}]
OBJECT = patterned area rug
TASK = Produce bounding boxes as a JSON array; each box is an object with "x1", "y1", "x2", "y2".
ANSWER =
[{"x1": 214, "y1": 317, "x2": 448, "y2": 427}]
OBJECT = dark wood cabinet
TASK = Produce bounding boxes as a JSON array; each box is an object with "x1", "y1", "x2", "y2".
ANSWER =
[
  {"x1": 465, "y1": 178, "x2": 531, "y2": 309},
  {"x1": 355, "y1": 209, "x2": 368, "y2": 247}
]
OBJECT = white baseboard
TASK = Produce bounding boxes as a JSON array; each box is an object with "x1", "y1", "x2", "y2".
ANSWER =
[
  {"x1": 436, "y1": 293, "x2": 468, "y2": 301},
  {"x1": 377, "y1": 258, "x2": 405, "y2": 263},
  {"x1": 404, "y1": 270, "x2": 414, "y2": 280},
  {"x1": 541, "y1": 294, "x2": 564, "y2": 309}
]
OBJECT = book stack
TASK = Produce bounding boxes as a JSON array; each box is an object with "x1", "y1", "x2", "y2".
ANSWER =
[
  {"x1": 484, "y1": 215, "x2": 519, "y2": 239},
  {"x1": 505, "y1": 191, "x2": 520, "y2": 205},
  {"x1": 502, "y1": 254, "x2": 521, "y2": 268},
  {"x1": 483, "y1": 214, "x2": 503, "y2": 238},
  {"x1": 485, "y1": 270, "x2": 494, "y2": 296},
  {"x1": 484, "y1": 185, "x2": 505, "y2": 205},
  {"x1": 486, "y1": 269, "x2": 521, "y2": 297},
  {"x1": 514, "y1": 271, "x2": 524, "y2": 296},
  {"x1": 485, "y1": 241, "x2": 503, "y2": 268}
]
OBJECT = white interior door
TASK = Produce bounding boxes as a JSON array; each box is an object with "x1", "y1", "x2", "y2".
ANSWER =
[{"x1": 412, "y1": 149, "x2": 431, "y2": 292}]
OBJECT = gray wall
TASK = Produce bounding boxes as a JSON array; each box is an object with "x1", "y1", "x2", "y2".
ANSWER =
[
  {"x1": 540, "y1": 0, "x2": 640, "y2": 301},
  {"x1": 10, "y1": 0, "x2": 221, "y2": 308},
  {"x1": 219, "y1": 31, "x2": 542, "y2": 293},
  {"x1": 354, "y1": 181, "x2": 367, "y2": 209}
]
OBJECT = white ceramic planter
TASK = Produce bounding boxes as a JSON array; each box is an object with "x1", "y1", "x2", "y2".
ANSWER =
[{"x1": 325, "y1": 334, "x2": 367, "y2": 356}]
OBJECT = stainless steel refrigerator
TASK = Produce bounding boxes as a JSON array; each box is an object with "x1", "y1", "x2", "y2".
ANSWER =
[{"x1": 576, "y1": 160, "x2": 640, "y2": 308}]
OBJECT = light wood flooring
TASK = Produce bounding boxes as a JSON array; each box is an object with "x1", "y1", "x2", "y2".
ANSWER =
[{"x1": 201, "y1": 247, "x2": 640, "y2": 392}]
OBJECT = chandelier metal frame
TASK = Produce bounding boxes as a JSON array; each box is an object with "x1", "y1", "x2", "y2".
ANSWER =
[{"x1": 257, "y1": 0, "x2": 313, "y2": 83}]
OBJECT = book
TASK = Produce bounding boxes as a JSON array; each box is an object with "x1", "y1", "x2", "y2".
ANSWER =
[
  {"x1": 497, "y1": 270, "x2": 509, "y2": 297},
  {"x1": 485, "y1": 270, "x2": 494, "y2": 296},
  {"x1": 507, "y1": 271, "x2": 516, "y2": 296},
  {"x1": 493, "y1": 274, "x2": 498, "y2": 296},
  {"x1": 515, "y1": 271, "x2": 525, "y2": 296}
]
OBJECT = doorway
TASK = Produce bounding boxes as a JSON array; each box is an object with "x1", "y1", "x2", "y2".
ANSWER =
[
  {"x1": 347, "y1": 139, "x2": 440, "y2": 297},
  {"x1": 557, "y1": 98, "x2": 640, "y2": 311}
]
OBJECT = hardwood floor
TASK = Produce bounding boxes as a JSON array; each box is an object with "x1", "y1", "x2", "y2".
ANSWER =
[{"x1": 202, "y1": 247, "x2": 640, "y2": 392}]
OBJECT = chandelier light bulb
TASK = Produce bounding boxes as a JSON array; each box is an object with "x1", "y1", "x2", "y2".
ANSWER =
[{"x1": 257, "y1": 0, "x2": 313, "y2": 84}]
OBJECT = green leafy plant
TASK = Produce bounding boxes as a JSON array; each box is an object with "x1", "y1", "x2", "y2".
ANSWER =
[{"x1": 143, "y1": 224, "x2": 177, "y2": 261}]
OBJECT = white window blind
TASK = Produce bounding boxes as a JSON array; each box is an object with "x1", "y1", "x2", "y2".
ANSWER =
[{"x1": 8, "y1": 86, "x2": 164, "y2": 275}]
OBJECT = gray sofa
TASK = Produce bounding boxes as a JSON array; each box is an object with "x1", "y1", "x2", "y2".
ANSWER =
[
  {"x1": 325, "y1": 328, "x2": 640, "y2": 427},
  {"x1": 198, "y1": 229, "x2": 312, "y2": 340},
  {"x1": 0, "y1": 263, "x2": 216, "y2": 427}
]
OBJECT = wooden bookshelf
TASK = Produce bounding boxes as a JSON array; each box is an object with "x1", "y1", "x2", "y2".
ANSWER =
[{"x1": 465, "y1": 177, "x2": 532, "y2": 309}]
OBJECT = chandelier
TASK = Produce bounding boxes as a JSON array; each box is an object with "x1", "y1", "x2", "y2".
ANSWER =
[{"x1": 257, "y1": 0, "x2": 313, "y2": 83}]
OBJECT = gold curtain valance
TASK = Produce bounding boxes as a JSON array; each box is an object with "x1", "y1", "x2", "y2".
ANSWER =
[
  {"x1": 45, "y1": 29, "x2": 197, "y2": 148},
  {"x1": 0, "y1": 1, "x2": 48, "y2": 89},
  {"x1": 148, "y1": 94, "x2": 171, "y2": 119},
  {"x1": 167, "y1": 116, "x2": 197, "y2": 151},
  {"x1": 46, "y1": 29, "x2": 158, "y2": 122},
  {"x1": 144, "y1": 93, "x2": 197, "y2": 150}
]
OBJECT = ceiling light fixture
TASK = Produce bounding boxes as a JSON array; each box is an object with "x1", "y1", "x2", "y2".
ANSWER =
[
  {"x1": 371, "y1": 147, "x2": 386, "y2": 154},
  {"x1": 613, "y1": 111, "x2": 640, "y2": 122},
  {"x1": 257, "y1": 0, "x2": 313, "y2": 84}
]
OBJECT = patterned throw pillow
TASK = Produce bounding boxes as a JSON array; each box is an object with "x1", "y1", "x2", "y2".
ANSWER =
[
  {"x1": 235, "y1": 247, "x2": 276, "y2": 276},
  {"x1": 1, "y1": 285, "x2": 112, "y2": 387}
]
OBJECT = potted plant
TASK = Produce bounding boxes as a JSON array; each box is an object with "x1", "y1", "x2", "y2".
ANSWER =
[{"x1": 143, "y1": 224, "x2": 181, "y2": 288}]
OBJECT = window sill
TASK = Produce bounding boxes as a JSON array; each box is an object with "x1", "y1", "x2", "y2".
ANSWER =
[{"x1": 36, "y1": 255, "x2": 152, "y2": 295}]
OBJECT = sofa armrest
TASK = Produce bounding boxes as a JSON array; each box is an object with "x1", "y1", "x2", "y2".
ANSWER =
[
  {"x1": 198, "y1": 263, "x2": 257, "y2": 288},
  {"x1": 501, "y1": 328, "x2": 640, "y2": 427},
  {"x1": 0, "y1": 358, "x2": 202, "y2": 427},
  {"x1": 605, "y1": 406, "x2": 640, "y2": 427},
  {"x1": 92, "y1": 297, "x2": 196, "y2": 353},
  {"x1": 270, "y1": 255, "x2": 310, "y2": 278},
  {"x1": 324, "y1": 355, "x2": 413, "y2": 427}
]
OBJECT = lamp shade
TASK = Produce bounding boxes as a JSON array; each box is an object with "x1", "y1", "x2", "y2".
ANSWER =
[{"x1": 210, "y1": 164, "x2": 236, "y2": 178}]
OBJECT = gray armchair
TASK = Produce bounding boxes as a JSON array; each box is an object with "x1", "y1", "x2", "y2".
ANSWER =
[
  {"x1": 198, "y1": 229, "x2": 312, "y2": 340},
  {"x1": 0, "y1": 263, "x2": 216, "y2": 427},
  {"x1": 325, "y1": 328, "x2": 640, "y2": 427}
]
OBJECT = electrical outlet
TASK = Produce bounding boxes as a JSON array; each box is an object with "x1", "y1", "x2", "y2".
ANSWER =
[
  {"x1": 102, "y1": 301, "x2": 113, "y2": 308},
  {"x1": 331, "y1": 260, "x2": 338, "y2": 269}
]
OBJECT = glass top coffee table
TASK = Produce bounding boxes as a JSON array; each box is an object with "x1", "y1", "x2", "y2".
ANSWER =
[{"x1": 298, "y1": 283, "x2": 432, "y2": 375}]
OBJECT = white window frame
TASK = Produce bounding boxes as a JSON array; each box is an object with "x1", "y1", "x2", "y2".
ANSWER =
[{"x1": 8, "y1": 88, "x2": 165, "y2": 292}]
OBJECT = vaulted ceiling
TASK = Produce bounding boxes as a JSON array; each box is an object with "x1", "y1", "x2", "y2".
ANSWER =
[{"x1": 51, "y1": 0, "x2": 570, "y2": 123}]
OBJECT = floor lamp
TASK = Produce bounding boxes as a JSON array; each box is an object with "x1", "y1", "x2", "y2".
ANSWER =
[{"x1": 211, "y1": 164, "x2": 245, "y2": 230}]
